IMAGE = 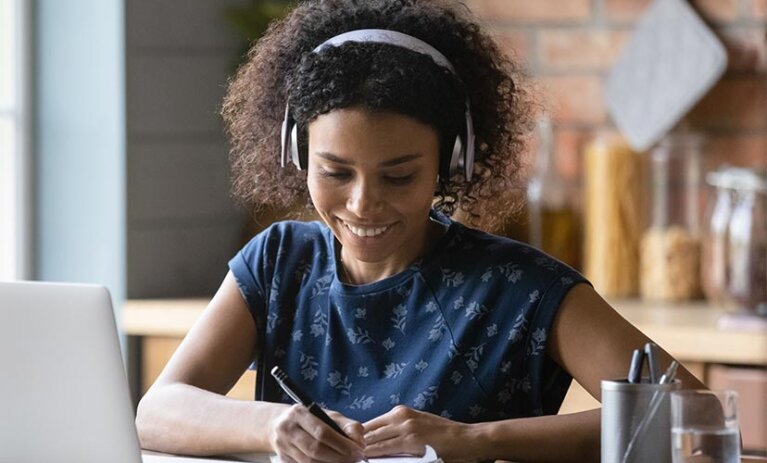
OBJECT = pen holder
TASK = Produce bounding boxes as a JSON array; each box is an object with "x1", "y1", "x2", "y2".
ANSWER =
[{"x1": 601, "y1": 379, "x2": 681, "y2": 463}]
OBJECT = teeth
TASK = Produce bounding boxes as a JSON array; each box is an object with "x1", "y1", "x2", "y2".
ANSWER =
[{"x1": 344, "y1": 222, "x2": 388, "y2": 237}]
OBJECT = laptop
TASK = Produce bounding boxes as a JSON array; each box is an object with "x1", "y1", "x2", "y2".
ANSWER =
[{"x1": 0, "y1": 281, "x2": 142, "y2": 463}]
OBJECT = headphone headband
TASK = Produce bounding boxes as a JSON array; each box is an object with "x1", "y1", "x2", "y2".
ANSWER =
[
  {"x1": 313, "y1": 29, "x2": 457, "y2": 74},
  {"x1": 281, "y1": 29, "x2": 475, "y2": 180}
]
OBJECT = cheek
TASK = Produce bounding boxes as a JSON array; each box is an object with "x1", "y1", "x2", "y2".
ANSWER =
[
  {"x1": 307, "y1": 174, "x2": 339, "y2": 212},
  {"x1": 409, "y1": 177, "x2": 439, "y2": 206},
  {"x1": 306, "y1": 174, "x2": 324, "y2": 208}
]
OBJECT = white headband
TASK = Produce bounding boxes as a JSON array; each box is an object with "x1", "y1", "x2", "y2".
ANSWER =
[{"x1": 313, "y1": 29, "x2": 458, "y2": 74}]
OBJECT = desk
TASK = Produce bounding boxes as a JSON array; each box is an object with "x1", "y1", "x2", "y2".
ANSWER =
[{"x1": 141, "y1": 450, "x2": 767, "y2": 462}]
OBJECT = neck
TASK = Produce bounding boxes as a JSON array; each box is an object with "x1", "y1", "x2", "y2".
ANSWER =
[{"x1": 339, "y1": 219, "x2": 445, "y2": 285}]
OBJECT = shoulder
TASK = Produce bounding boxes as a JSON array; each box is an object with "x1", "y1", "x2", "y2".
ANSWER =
[
  {"x1": 435, "y1": 221, "x2": 579, "y2": 284},
  {"x1": 422, "y1": 220, "x2": 589, "y2": 333},
  {"x1": 240, "y1": 220, "x2": 328, "y2": 256},
  {"x1": 230, "y1": 220, "x2": 333, "y2": 301},
  {"x1": 233, "y1": 220, "x2": 332, "y2": 281}
]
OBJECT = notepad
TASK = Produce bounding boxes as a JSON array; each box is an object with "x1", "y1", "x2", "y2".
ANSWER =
[
  {"x1": 270, "y1": 445, "x2": 442, "y2": 463},
  {"x1": 142, "y1": 445, "x2": 442, "y2": 463}
]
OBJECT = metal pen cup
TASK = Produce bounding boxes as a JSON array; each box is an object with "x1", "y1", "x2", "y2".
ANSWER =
[{"x1": 601, "y1": 378, "x2": 682, "y2": 463}]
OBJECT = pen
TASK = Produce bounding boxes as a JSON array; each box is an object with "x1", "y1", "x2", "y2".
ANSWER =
[
  {"x1": 658, "y1": 360, "x2": 678, "y2": 384},
  {"x1": 627, "y1": 349, "x2": 644, "y2": 384},
  {"x1": 271, "y1": 366, "x2": 367, "y2": 461},
  {"x1": 644, "y1": 342, "x2": 660, "y2": 383}
]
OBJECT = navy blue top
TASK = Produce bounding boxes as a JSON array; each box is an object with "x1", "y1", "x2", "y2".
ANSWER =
[{"x1": 229, "y1": 210, "x2": 588, "y2": 423}]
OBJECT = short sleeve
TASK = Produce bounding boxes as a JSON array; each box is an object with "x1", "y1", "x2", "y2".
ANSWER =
[
  {"x1": 525, "y1": 266, "x2": 590, "y2": 415},
  {"x1": 228, "y1": 229, "x2": 271, "y2": 335}
]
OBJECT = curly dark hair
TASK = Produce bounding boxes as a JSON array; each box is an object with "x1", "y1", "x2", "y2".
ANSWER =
[{"x1": 222, "y1": 0, "x2": 534, "y2": 230}]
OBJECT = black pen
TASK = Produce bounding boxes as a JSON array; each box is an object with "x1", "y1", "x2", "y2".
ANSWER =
[
  {"x1": 627, "y1": 348, "x2": 644, "y2": 384},
  {"x1": 270, "y1": 366, "x2": 367, "y2": 461},
  {"x1": 644, "y1": 342, "x2": 660, "y2": 384}
]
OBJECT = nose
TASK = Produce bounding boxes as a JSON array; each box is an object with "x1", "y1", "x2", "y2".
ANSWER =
[{"x1": 346, "y1": 177, "x2": 384, "y2": 217}]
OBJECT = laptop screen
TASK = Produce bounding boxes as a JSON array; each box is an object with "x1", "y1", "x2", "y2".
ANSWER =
[{"x1": 0, "y1": 281, "x2": 142, "y2": 463}]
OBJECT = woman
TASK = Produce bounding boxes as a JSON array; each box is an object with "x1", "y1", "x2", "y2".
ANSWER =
[{"x1": 135, "y1": 1, "x2": 705, "y2": 462}]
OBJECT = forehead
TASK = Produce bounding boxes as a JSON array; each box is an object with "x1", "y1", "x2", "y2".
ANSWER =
[{"x1": 307, "y1": 107, "x2": 440, "y2": 163}]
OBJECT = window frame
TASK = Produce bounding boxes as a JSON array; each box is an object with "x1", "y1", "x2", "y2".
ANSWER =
[{"x1": 0, "y1": 0, "x2": 32, "y2": 280}]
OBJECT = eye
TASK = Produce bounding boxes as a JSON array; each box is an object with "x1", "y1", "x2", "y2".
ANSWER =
[
  {"x1": 384, "y1": 174, "x2": 414, "y2": 185},
  {"x1": 317, "y1": 167, "x2": 351, "y2": 181}
]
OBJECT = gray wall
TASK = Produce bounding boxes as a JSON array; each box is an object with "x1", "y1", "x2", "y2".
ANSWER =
[
  {"x1": 126, "y1": 0, "x2": 248, "y2": 298},
  {"x1": 35, "y1": 0, "x2": 126, "y2": 306}
]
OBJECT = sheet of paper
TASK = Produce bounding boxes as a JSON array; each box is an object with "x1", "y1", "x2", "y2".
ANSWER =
[
  {"x1": 143, "y1": 453, "x2": 269, "y2": 463},
  {"x1": 143, "y1": 446, "x2": 440, "y2": 463},
  {"x1": 270, "y1": 445, "x2": 441, "y2": 463}
]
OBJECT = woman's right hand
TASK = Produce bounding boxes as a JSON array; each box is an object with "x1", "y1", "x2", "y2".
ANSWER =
[{"x1": 268, "y1": 404, "x2": 366, "y2": 463}]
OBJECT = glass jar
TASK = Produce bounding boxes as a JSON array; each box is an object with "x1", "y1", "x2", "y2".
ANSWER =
[
  {"x1": 701, "y1": 169, "x2": 736, "y2": 306},
  {"x1": 583, "y1": 132, "x2": 644, "y2": 297},
  {"x1": 527, "y1": 116, "x2": 580, "y2": 269},
  {"x1": 727, "y1": 171, "x2": 767, "y2": 316},
  {"x1": 640, "y1": 133, "x2": 704, "y2": 301}
]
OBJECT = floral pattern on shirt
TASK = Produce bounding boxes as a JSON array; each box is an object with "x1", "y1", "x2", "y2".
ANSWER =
[{"x1": 229, "y1": 212, "x2": 588, "y2": 423}]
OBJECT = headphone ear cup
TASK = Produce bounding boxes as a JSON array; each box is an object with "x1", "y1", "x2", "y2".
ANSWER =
[
  {"x1": 448, "y1": 135, "x2": 463, "y2": 177},
  {"x1": 290, "y1": 124, "x2": 303, "y2": 170},
  {"x1": 463, "y1": 134, "x2": 474, "y2": 180},
  {"x1": 280, "y1": 108, "x2": 292, "y2": 168},
  {"x1": 462, "y1": 106, "x2": 475, "y2": 181}
]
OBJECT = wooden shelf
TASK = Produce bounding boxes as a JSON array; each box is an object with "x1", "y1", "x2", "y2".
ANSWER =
[{"x1": 610, "y1": 299, "x2": 767, "y2": 365}]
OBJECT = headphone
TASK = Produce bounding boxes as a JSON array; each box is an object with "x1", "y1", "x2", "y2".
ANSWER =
[{"x1": 280, "y1": 29, "x2": 475, "y2": 181}]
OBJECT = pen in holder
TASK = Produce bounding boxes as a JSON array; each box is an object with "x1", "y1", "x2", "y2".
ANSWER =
[{"x1": 601, "y1": 378, "x2": 681, "y2": 463}]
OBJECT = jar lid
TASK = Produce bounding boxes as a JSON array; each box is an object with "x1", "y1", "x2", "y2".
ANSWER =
[
  {"x1": 707, "y1": 167, "x2": 767, "y2": 193},
  {"x1": 656, "y1": 132, "x2": 706, "y2": 147}
]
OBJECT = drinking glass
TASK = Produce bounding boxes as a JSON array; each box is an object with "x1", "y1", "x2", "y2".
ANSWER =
[{"x1": 671, "y1": 390, "x2": 740, "y2": 463}]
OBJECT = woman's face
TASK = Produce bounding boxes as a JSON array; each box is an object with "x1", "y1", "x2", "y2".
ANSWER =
[{"x1": 307, "y1": 107, "x2": 440, "y2": 272}]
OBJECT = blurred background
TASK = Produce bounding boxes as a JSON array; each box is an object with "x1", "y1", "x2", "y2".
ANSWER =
[{"x1": 1, "y1": 0, "x2": 766, "y2": 455}]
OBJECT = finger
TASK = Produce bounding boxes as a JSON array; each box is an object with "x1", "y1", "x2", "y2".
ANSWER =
[
  {"x1": 320, "y1": 410, "x2": 366, "y2": 451},
  {"x1": 342, "y1": 421, "x2": 366, "y2": 447},
  {"x1": 364, "y1": 434, "x2": 424, "y2": 459},
  {"x1": 296, "y1": 408, "x2": 364, "y2": 458},
  {"x1": 277, "y1": 449, "x2": 300, "y2": 463},
  {"x1": 293, "y1": 436, "x2": 356, "y2": 463},
  {"x1": 362, "y1": 407, "x2": 403, "y2": 432},
  {"x1": 363, "y1": 423, "x2": 399, "y2": 445},
  {"x1": 278, "y1": 426, "x2": 326, "y2": 463},
  {"x1": 326, "y1": 410, "x2": 366, "y2": 444},
  {"x1": 362, "y1": 415, "x2": 390, "y2": 433}
]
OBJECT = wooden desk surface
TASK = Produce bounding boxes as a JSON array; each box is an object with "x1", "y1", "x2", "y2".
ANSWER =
[
  {"x1": 141, "y1": 450, "x2": 767, "y2": 462},
  {"x1": 141, "y1": 450, "x2": 766, "y2": 462},
  {"x1": 122, "y1": 298, "x2": 767, "y2": 366}
]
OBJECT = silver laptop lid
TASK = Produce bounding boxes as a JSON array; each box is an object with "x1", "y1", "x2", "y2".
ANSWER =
[{"x1": 0, "y1": 281, "x2": 142, "y2": 463}]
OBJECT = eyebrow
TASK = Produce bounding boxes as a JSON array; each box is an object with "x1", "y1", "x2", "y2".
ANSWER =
[{"x1": 315, "y1": 152, "x2": 423, "y2": 167}]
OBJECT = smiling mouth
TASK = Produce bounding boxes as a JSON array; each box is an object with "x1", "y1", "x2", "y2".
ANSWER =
[{"x1": 341, "y1": 221, "x2": 391, "y2": 238}]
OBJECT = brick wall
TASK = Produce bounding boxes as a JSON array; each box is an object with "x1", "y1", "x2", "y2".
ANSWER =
[{"x1": 467, "y1": 0, "x2": 766, "y2": 188}]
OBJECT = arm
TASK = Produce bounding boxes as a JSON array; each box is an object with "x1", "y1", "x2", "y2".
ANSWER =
[
  {"x1": 135, "y1": 272, "x2": 365, "y2": 461},
  {"x1": 473, "y1": 283, "x2": 706, "y2": 462},
  {"x1": 135, "y1": 271, "x2": 276, "y2": 455},
  {"x1": 363, "y1": 284, "x2": 706, "y2": 462}
]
